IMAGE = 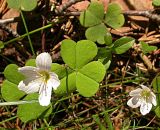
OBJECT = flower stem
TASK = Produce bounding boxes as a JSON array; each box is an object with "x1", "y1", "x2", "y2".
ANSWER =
[
  {"x1": 4, "y1": 24, "x2": 53, "y2": 46},
  {"x1": 0, "y1": 116, "x2": 17, "y2": 124},
  {"x1": 20, "y1": 11, "x2": 35, "y2": 56},
  {"x1": 0, "y1": 100, "x2": 38, "y2": 106},
  {"x1": 104, "y1": 112, "x2": 114, "y2": 130},
  {"x1": 43, "y1": 119, "x2": 50, "y2": 127},
  {"x1": 65, "y1": 67, "x2": 69, "y2": 96}
]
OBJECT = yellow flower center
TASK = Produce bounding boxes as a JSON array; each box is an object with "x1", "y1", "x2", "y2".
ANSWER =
[
  {"x1": 140, "y1": 89, "x2": 151, "y2": 102},
  {"x1": 39, "y1": 71, "x2": 50, "y2": 82}
]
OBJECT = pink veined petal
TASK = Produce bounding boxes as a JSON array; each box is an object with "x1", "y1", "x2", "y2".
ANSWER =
[
  {"x1": 48, "y1": 72, "x2": 60, "y2": 90},
  {"x1": 38, "y1": 82, "x2": 52, "y2": 106},
  {"x1": 127, "y1": 96, "x2": 141, "y2": 108},
  {"x1": 18, "y1": 78, "x2": 42, "y2": 94},
  {"x1": 36, "y1": 52, "x2": 52, "y2": 71},
  {"x1": 140, "y1": 101, "x2": 152, "y2": 115},
  {"x1": 129, "y1": 88, "x2": 142, "y2": 96},
  {"x1": 49, "y1": 72, "x2": 59, "y2": 78},
  {"x1": 18, "y1": 66, "x2": 39, "y2": 78},
  {"x1": 151, "y1": 92, "x2": 157, "y2": 106},
  {"x1": 140, "y1": 84, "x2": 151, "y2": 91}
]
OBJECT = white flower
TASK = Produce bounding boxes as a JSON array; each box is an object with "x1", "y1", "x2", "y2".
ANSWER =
[
  {"x1": 127, "y1": 85, "x2": 157, "y2": 115},
  {"x1": 18, "y1": 52, "x2": 60, "y2": 106}
]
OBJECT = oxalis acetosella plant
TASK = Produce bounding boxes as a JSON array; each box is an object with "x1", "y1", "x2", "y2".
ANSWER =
[
  {"x1": 18, "y1": 52, "x2": 60, "y2": 106},
  {"x1": 1, "y1": 39, "x2": 106, "y2": 122},
  {"x1": 127, "y1": 85, "x2": 157, "y2": 115},
  {"x1": 1, "y1": 0, "x2": 159, "y2": 126}
]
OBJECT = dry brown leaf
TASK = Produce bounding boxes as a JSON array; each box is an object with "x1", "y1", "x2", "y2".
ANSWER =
[
  {"x1": 111, "y1": 0, "x2": 153, "y2": 10},
  {"x1": 72, "y1": 1, "x2": 90, "y2": 11},
  {"x1": 2, "y1": 9, "x2": 19, "y2": 31},
  {"x1": 0, "y1": 0, "x2": 8, "y2": 17}
]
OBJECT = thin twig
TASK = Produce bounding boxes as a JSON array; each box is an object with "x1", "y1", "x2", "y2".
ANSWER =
[
  {"x1": 56, "y1": 11, "x2": 80, "y2": 16},
  {"x1": 41, "y1": 15, "x2": 46, "y2": 52},
  {"x1": 123, "y1": 10, "x2": 160, "y2": 23},
  {"x1": 139, "y1": 53, "x2": 158, "y2": 72},
  {"x1": 0, "y1": 17, "x2": 20, "y2": 38},
  {"x1": 0, "y1": 17, "x2": 19, "y2": 24},
  {"x1": 0, "y1": 10, "x2": 160, "y2": 23},
  {"x1": 124, "y1": 10, "x2": 153, "y2": 16},
  {"x1": 55, "y1": 0, "x2": 83, "y2": 14},
  {"x1": 0, "y1": 23, "x2": 20, "y2": 37}
]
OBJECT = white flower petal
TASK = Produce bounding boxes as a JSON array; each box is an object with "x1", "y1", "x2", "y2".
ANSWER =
[
  {"x1": 140, "y1": 84, "x2": 150, "y2": 91},
  {"x1": 151, "y1": 92, "x2": 157, "y2": 106},
  {"x1": 140, "y1": 101, "x2": 152, "y2": 115},
  {"x1": 38, "y1": 83, "x2": 52, "y2": 106},
  {"x1": 18, "y1": 81, "x2": 26, "y2": 91},
  {"x1": 127, "y1": 97, "x2": 141, "y2": 108},
  {"x1": 36, "y1": 52, "x2": 52, "y2": 70},
  {"x1": 48, "y1": 72, "x2": 60, "y2": 90},
  {"x1": 17, "y1": 52, "x2": 60, "y2": 106},
  {"x1": 18, "y1": 66, "x2": 41, "y2": 85},
  {"x1": 129, "y1": 88, "x2": 142, "y2": 96},
  {"x1": 18, "y1": 66, "x2": 39, "y2": 78},
  {"x1": 18, "y1": 78, "x2": 42, "y2": 94},
  {"x1": 49, "y1": 72, "x2": 58, "y2": 78}
]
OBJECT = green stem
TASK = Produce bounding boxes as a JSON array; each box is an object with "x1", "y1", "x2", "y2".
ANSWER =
[
  {"x1": 20, "y1": 11, "x2": 35, "y2": 56},
  {"x1": 0, "y1": 100, "x2": 38, "y2": 106},
  {"x1": 104, "y1": 112, "x2": 114, "y2": 130},
  {"x1": 4, "y1": 24, "x2": 52, "y2": 46},
  {"x1": 0, "y1": 54, "x2": 16, "y2": 64},
  {"x1": 65, "y1": 67, "x2": 69, "y2": 96},
  {"x1": 0, "y1": 116, "x2": 17, "y2": 124},
  {"x1": 43, "y1": 119, "x2": 50, "y2": 127}
]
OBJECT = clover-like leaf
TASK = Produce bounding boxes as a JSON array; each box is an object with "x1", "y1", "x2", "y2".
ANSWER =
[
  {"x1": 54, "y1": 72, "x2": 76, "y2": 96},
  {"x1": 152, "y1": 76, "x2": 160, "y2": 93},
  {"x1": 61, "y1": 39, "x2": 98, "y2": 69},
  {"x1": 0, "y1": 41, "x2": 4, "y2": 49},
  {"x1": 140, "y1": 41, "x2": 157, "y2": 54},
  {"x1": 7, "y1": 0, "x2": 21, "y2": 10},
  {"x1": 112, "y1": 37, "x2": 135, "y2": 54},
  {"x1": 80, "y1": 2, "x2": 104, "y2": 27},
  {"x1": 153, "y1": 0, "x2": 160, "y2": 6},
  {"x1": 25, "y1": 59, "x2": 36, "y2": 66},
  {"x1": 61, "y1": 39, "x2": 76, "y2": 69},
  {"x1": 104, "y1": 3, "x2": 124, "y2": 29},
  {"x1": 17, "y1": 93, "x2": 52, "y2": 122},
  {"x1": 104, "y1": 32, "x2": 113, "y2": 46},
  {"x1": 77, "y1": 72, "x2": 99, "y2": 97},
  {"x1": 51, "y1": 63, "x2": 74, "y2": 80},
  {"x1": 155, "y1": 106, "x2": 160, "y2": 118},
  {"x1": 152, "y1": 76, "x2": 160, "y2": 117},
  {"x1": 99, "y1": 58, "x2": 111, "y2": 70},
  {"x1": 97, "y1": 48, "x2": 112, "y2": 70},
  {"x1": 51, "y1": 63, "x2": 67, "y2": 80},
  {"x1": 21, "y1": 0, "x2": 37, "y2": 11},
  {"x1": 7, "y1": 0, "x2": 37, "y2": 11},
  {"x1": 152, "y1": 76, "x2": 160, "y2": 104},
  {"x1": 77, "y1": 61, "x2": 105, "y2": 97},
  {"x1": 79, "y1": 61, "x2": 105, "y2": 82},
  {"x1": 4, "y1": 64, "x2": 25, "y2": 85},
  {"x1": 60, "y1": 39, "x2": 105, "y2": 97},
  {"x1": 2, "y1": 64, "x2": 26, "y2": 101},
  {"x1": 85, "y1": 23, "x2": 108, "y2": 44},
  {"x1": 1, "y1": 80, "x2": 25, "y2": 101}
]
